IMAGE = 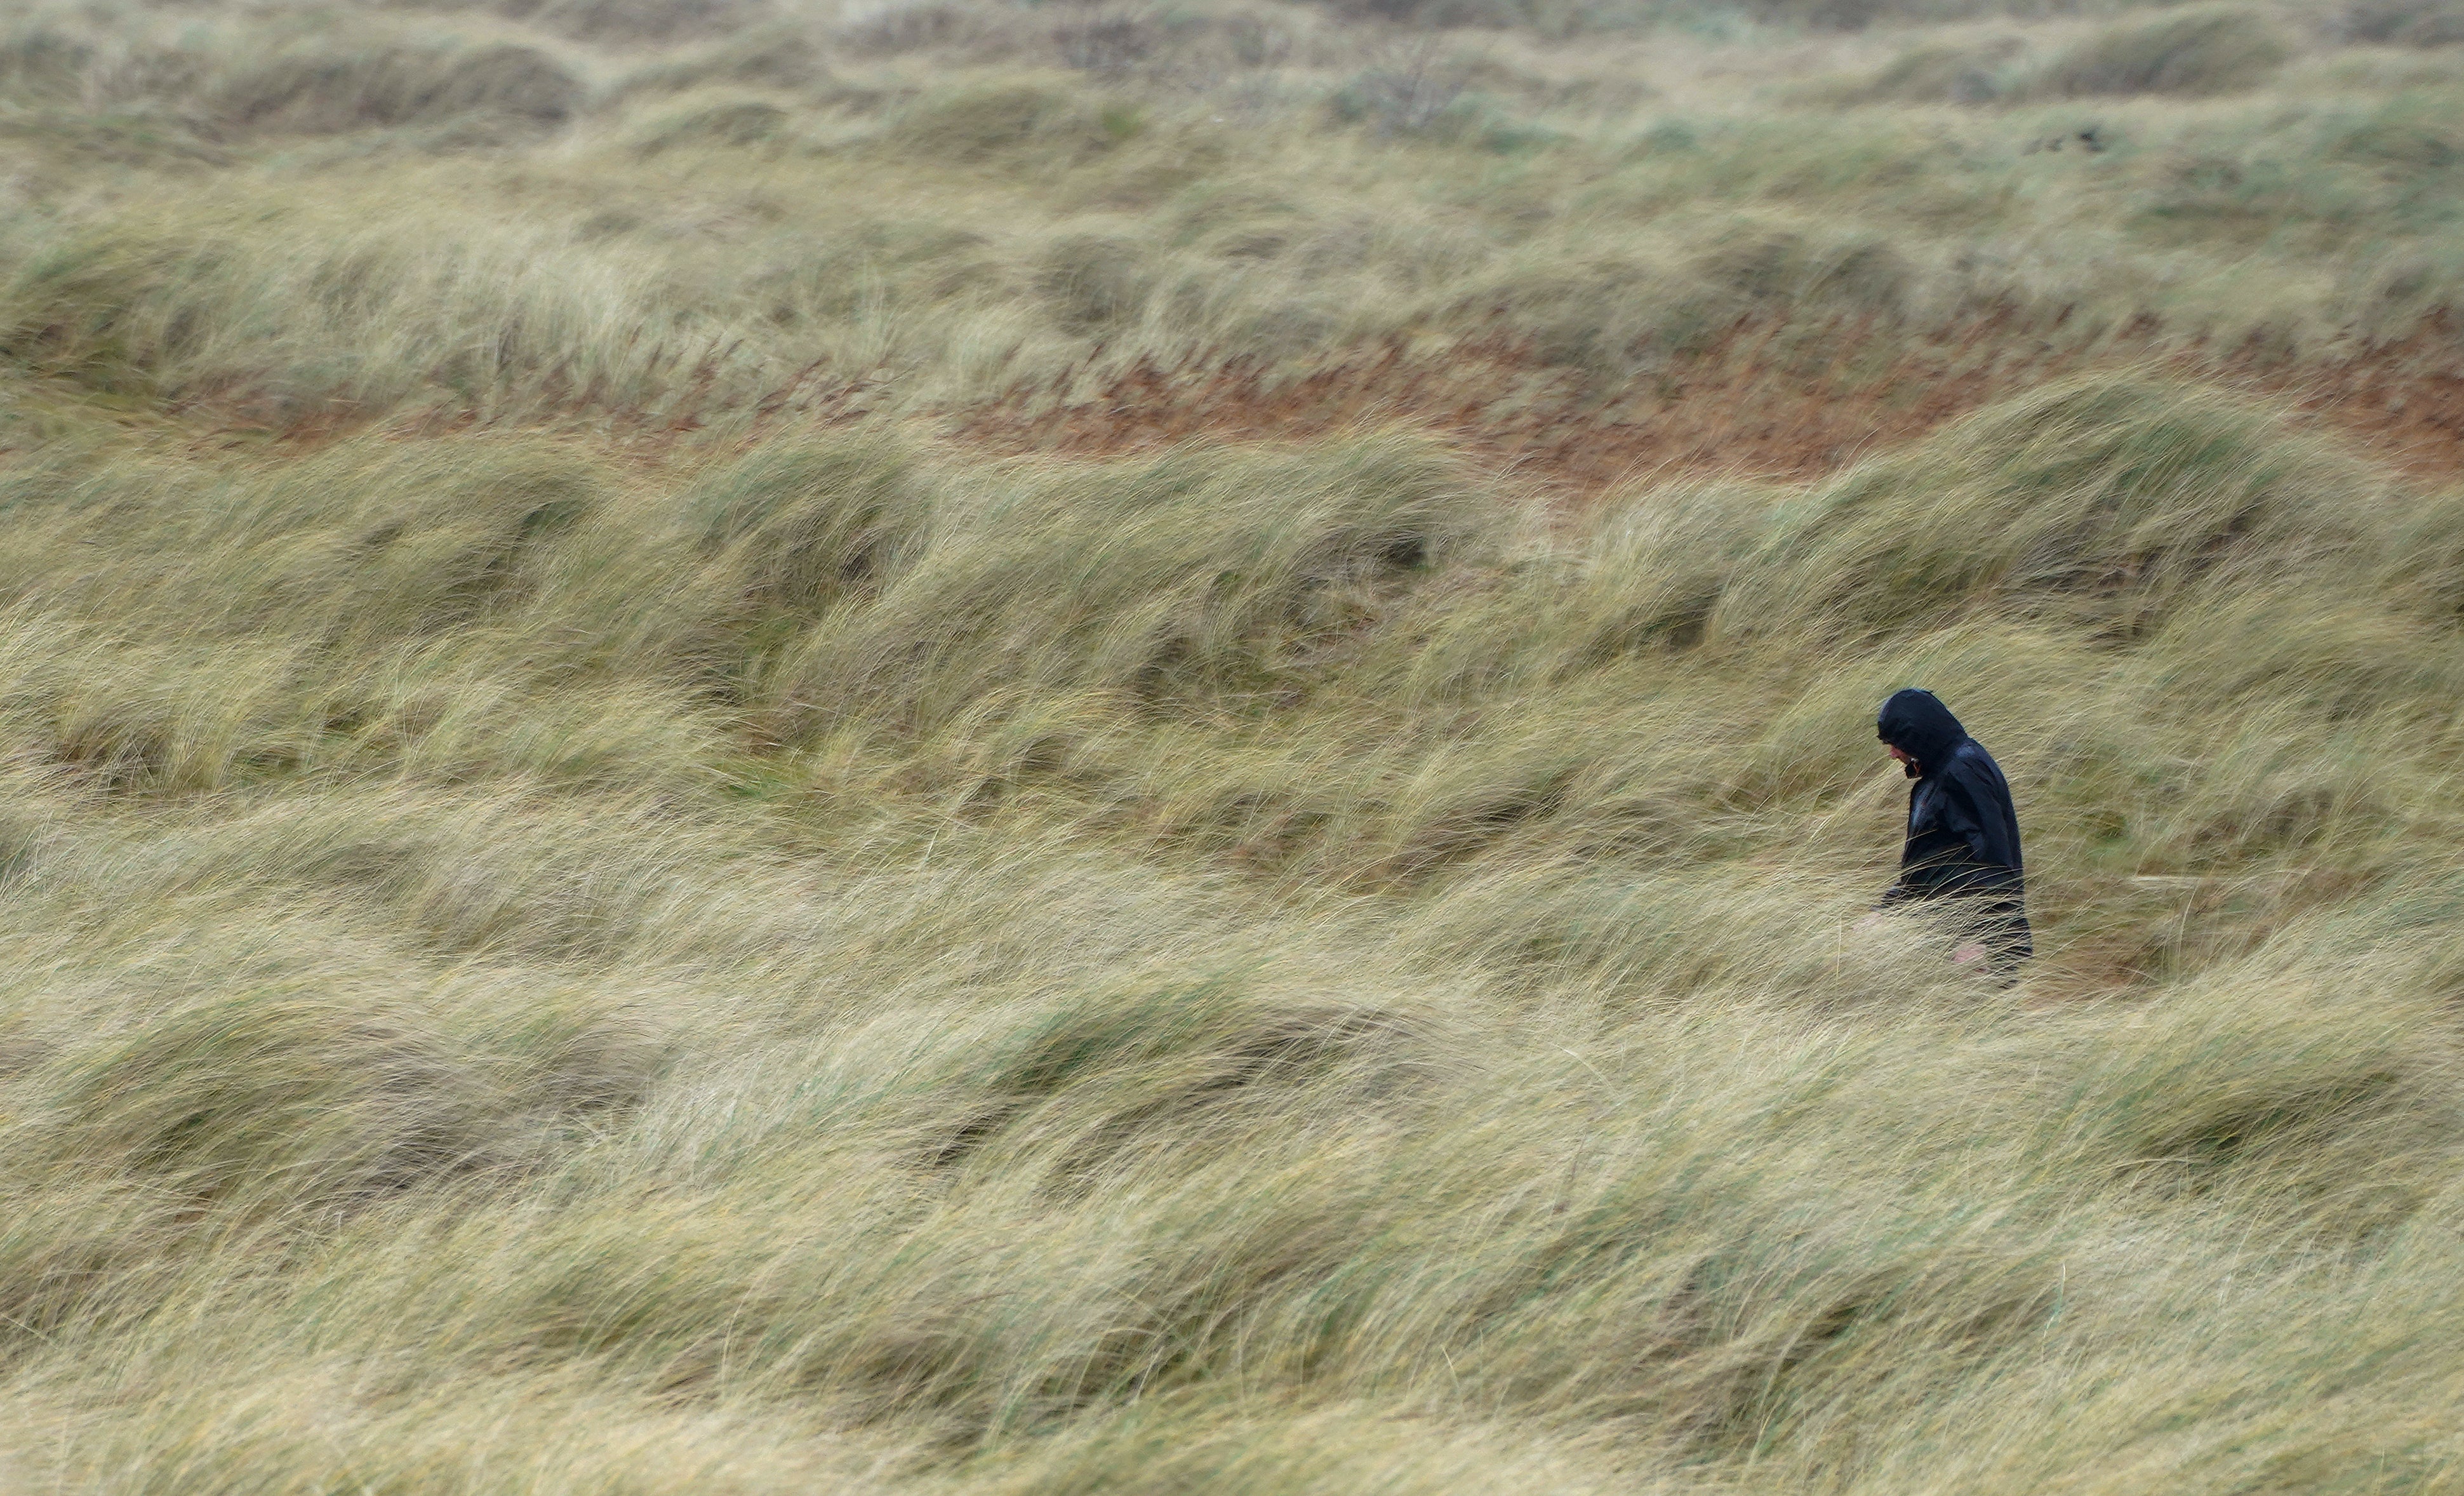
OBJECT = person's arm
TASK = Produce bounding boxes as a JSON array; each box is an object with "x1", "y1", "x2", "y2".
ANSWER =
[
  {"x1": 1874, "y1": 786, "x2": 1931, "y2": 908},
  {"x1": 1937, "y1": 770, "x2": 2027, "y2": 898},
  {"x1": 1937, "y1": 781, "x2": 1995, "y2": 867},
  {"x1": 1879, "y1": 779, "x2": 1997, "y2": 907}
]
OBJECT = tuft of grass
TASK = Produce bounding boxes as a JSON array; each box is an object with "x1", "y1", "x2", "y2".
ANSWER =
[
  {"x1": 1710, "y1": 376, "x2": 2413, "y2": 641},
  {"x1": 515, "y1": 0, "x2": 781, "y2": 45},
  {"x1": 0, "y1": 23, "x2": 95, "y2": 103},
  {"x1": 765, "y1": 431, "x2": 1488, "y2": 736},
  {"x1": 2342, "y1": 0, "x2": 2464, "y2": 47},
  {"x1": 630, "y1": 96, "x2": 794, "y2": 154},
  {"x1": 891, "y1": 78, "x2": 1129, "y2": 165},
  {"x1": 613, "y1": 23, "x2": 833, "y2": 98},
  {"x1": 2032, "y1": 7, "x2": 2293, "y2": 98},
  {"x1": 210, "y1": 39, "x2": 585, "y2": 137},
  {"x1": 1851, "y1": 36, "x2": 2025, "y2": 103}
]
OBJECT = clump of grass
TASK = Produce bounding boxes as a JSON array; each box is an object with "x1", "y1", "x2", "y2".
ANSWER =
[
  {"x1": 1034, "y1": 232, "x2": 1157, "y2": 330},
  {"x1": 2033, "y1": 7, "x2": 2292, "y2": 98},
  {"x1": 1712, "y1": 375, "x2": 2411, "y2": 641},
  {"x1": 832, "y1": 0, "x2": 1018, "y2": 58},
  {"x1": 1049, "y1": 3, "x2": 1167, "y2": 76},
  {"x1": 612, "y1": 23, "x2": 832, "y2": 98},
  {"x1": 2341, "y1": 0, "x2": 2464, "y2": 48},
  {"x1": 511, "y1": 0, "x2": 779, "y2": 44},
  {"x1": 0, "y1": 23, "x2": 95, "y2": 103},
  {"x1": 210, "y1": 38, "x2": 584, "y2": 137},
  {"x1": 0, "y1": 197, "x2": 751, "y2": 418},
  {"x1": 765, "y1": 431, "x2": 1491, "y2": 735},
  {"x1": 1330, "y1": 41, "x2": 1479, "y2": 135},
  {"x1": 1852, "y1": 36, "x2": 2025, "y2": 103},
  {"x1": 629, "y1": 96, "x2": 793, "y2": 154},
  {"x1": 686, "y1": 429, "x2": 942, "y2": 619},
  {"x1": 889, "y1": 78, "x2": 1129, "y2": 165}
]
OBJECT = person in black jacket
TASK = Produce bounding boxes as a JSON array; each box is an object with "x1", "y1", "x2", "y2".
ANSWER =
[{"x1": 1871, "y1": 688, "x2": 2031, "y2": 975}]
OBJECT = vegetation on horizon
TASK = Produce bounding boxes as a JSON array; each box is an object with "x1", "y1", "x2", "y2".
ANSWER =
[{"x1": 4, "y1": 0, "x2": 2463, "y2": 443}]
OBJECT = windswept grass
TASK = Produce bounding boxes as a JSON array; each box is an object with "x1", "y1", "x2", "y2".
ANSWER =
[
  {"x1": 2032, "y1": 7, "x2": 2294, "y2": 99},
  {"x1": 3, "y1": 0, "x2": 2463, "y2": 1488},
  {"x1": 3, "y1": 0, "x2": 2462, "y2": 437},
  {"x1": 1, "y1": 366, "x2": 2463, "y2": 1487}
]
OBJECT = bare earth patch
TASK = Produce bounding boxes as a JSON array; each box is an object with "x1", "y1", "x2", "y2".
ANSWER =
[{"x1": 963, "y1": 321, "x2": 2464, "y2": 495}]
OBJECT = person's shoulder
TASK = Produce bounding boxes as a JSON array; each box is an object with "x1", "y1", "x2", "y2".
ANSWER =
[{"x1": 1948, "y1": 740, "x2": 2010, "y2": 787}]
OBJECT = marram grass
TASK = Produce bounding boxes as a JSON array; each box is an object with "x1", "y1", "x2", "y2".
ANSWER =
[
  {"x1": 6, "y1": 0, "x2": 2464, "y2": 1488},
  {"x1": 0, "y1": 371, "x2": 2461, "y2": 1490}
]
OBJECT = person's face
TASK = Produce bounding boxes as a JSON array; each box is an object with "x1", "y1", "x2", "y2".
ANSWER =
[{"x1": 1887, "y1": 744, "x2": 1919, "y2": 778}]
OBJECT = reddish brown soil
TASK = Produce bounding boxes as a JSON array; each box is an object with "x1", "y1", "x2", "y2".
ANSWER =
[
  {"x1": 45, "y1": 318, "x2": 2461, "y2": 498},
  {"x1": 2288, "y1": 355, "x2": 2464, "y2": 481},
  {"x1": 962, "y1": 324, "x2": 2464, "y2": 496}
]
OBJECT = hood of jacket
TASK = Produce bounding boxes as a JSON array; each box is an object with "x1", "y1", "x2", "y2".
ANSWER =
[{"x1": 1876, "y1": 688, "x2": 1968, "y2": 773}]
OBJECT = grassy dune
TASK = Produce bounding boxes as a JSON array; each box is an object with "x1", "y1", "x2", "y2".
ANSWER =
[
  {"x1": 4, "y1": 0, "x2": 2464, "y2": 1490},
  {"x1": 6, "y1": 0, "x2": 2464, "y2": 444}
]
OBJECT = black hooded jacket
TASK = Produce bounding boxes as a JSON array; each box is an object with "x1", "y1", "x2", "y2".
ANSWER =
[{"x1": 1875, "y1": 689, "x2": 2030, "y2": 959}]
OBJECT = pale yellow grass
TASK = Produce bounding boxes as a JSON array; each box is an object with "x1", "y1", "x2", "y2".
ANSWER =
[
  {"x1": 0, "y1": 370, "x2": 2460, "y2": 1488},
  {"x1": 4, "y1": 0, "x2": 2462, "y2": 432},
  {"x1": 3, "y1": 0, "x2": 2464, "y2": 1488}
]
